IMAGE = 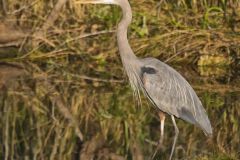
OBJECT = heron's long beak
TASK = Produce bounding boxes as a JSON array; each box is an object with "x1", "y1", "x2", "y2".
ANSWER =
[{"x1": 75, "y1": 0, "x2": 115, "y2": 4}]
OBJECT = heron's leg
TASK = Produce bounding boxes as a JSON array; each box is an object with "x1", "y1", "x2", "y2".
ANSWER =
[
  {"x1": 169, "y1": 115, "x2": 179, "y2": 160},
  {"x1": 150, "y1": 111, "x2": 165, "y2": 160},
  {"x1": 158, "y1": 111, "x2": 165, "y2": 145}
]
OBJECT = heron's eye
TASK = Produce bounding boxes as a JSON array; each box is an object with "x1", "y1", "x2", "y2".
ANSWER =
[{"x1": 141, "y1": 66, "x2": 156, "y2": 74}]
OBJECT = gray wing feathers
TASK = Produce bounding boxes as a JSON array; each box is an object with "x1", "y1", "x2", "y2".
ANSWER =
[{"x1": 141, "y1": 58, "x2": 212, "y2": 136}]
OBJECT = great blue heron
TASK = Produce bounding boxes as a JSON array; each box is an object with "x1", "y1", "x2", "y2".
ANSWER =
[{"x1": 76, "y1": 0, "x2": 213, "y2": 159}]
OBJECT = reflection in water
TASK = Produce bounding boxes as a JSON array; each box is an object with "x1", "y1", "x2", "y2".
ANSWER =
[{"x1": 0, "y1": 62, "x2": 239, "y2": 160}]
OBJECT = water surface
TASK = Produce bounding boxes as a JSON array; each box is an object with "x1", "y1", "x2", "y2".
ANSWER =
[{"x1": 0, "y1": 62, "x2": 239, "y2": 160}]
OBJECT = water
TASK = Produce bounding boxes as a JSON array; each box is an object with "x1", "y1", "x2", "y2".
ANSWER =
[{"x1": 0, "y1": 62, "x2": 239, "y2": 160}]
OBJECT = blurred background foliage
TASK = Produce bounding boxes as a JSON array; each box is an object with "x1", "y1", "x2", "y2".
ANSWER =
[{"x1": 0, "y1": 0, "x2": 240, "y2": 159}]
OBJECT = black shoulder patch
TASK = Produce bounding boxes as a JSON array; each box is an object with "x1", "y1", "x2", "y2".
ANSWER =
[{"x1": 141, "y1": 66, "x2": 156, "y2": 74}]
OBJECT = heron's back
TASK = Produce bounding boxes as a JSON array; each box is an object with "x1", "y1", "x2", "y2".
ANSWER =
[{"x1": 140, "y1": 58, "x2": 212, "y2": 136}]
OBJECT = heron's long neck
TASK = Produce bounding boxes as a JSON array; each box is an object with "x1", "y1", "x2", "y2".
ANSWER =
[
  {"x1": 117, "y1": 2, "x2": 137, "y2": 66},
  {"x1": 117, "y1": 1, "x2": 143, "y2": 96}
]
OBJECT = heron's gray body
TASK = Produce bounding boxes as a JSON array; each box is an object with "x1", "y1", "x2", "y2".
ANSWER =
[{"x1": 139, "y1": 57, "x2": 212, "y2": 135}]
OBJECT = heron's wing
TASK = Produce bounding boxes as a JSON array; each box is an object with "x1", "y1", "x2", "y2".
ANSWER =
[{"x1": 140, "y1": 58, "x2": 212, "y2": 135}]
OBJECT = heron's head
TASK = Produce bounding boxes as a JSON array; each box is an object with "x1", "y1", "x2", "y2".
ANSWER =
[{"x1": 75, "y1": 0, "x2": 121, "y2": 5}]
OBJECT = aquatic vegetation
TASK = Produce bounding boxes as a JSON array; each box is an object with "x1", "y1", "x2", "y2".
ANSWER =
[{"x1": 0, "y1": 0, "x2": 240, "y2": 159}]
